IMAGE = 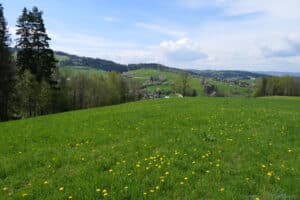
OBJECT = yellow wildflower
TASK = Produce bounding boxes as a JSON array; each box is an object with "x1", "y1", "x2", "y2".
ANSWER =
[
  {"x1": 22, "y1": 193, "x2": 28, "y2": 197},
  {"x1": 59, "y1": 187, "x2": 64, "y2": 191},
  {"x1": 267, "y1": 171, "x2": 273, "y2": 177}
]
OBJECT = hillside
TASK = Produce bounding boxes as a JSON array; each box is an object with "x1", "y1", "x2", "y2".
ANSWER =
[
  {"x1": 0, "y1": 97, "x2": 299, "y2": 200},
  {"x1": 189, "y1": 70, "x2": 266, "y2": 80},
  {"x1": 124, "y1": 69, "x2": 204, "y2": 95},
  {"x1": 54, "y1": 51, "x2": 267, "y2": 80}
]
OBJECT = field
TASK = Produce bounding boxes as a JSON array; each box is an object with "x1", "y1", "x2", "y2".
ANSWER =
[
  {"x1": 0, "y1": 97, "x2": 299, "y2": 200},
  {"x1": 125, "y1": 69, "x2": 205, "y2": 95},
  {"x1": 59, "y1": 67, "x2": 107, "y2": 77}
]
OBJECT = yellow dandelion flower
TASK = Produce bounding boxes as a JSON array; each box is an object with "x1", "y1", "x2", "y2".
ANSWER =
[
  {"x1": 184, "y1": 177, "x2": 188, "y2": 180},
  {"x1": 288, "y1": 149, "x2": 292, "y2": 153},
  {"x1": 103, "y1": 193, "x2": 108, "y2": 197},
  {"x1": 267, "y1": 171, "x2": 273, "y2": 177},
  {"x1": 165, "y1": 171, "x2": 169, "y2": 175},
  {"x1": 150, "y1": 189, "x2": 155, "y2": 193},
  {"x1": 143, "y1": 192, "x2": 147, "y2": 196},
  {"x1": 22, "y1": 193, "x2": 28, "y2": 197},
  {"x1": 216, "y1": 163, "x2": 220, "y2": 167},
  {"x1": 220, "y1": 188, "x2": 225, "y2": 192},
  {"x1": 155, "y1": 186, "x2": 160, "y2": 190},
  {"x1": 180, "y1": 182, "x2": 184, "y2": 185},
  {"x1": 44, "y1": 180, "x2": 49, "y2": 185},
  {"x1": 255, "y1": 197, "x2": 260, "y2": 200},
  {"x1": 124, "y1": 186, "x2": 128, "y2": 190},
  {"x1": 3, "y1": 187, "x2": 8, "y2": 191},
  {"x1": 102, "y1": 189, "x2": 107, "y2": 193},
  {"x1": 59, "y1": 187, "x2": 64, "y2": 191},
  {"x1": 108, "y1": 169, "x2": 113, "y2": 173},
  {"x1": 68, "y1": 196, "x2": 73, "y2": 199},
  {"x1": 205, "y1": 170, "x2": 210, "y2": 173},
  {"x1": 96, "y1": 188, "x2": 101, "y2": 192},
  {"x1": 262, "y1": 164, "x2": 266, "y2": 168},
  {"x1": 136, "y1": 164, "x2": 141, "y2": 168}
]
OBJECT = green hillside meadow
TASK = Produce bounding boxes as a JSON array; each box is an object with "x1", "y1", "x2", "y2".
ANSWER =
[{"x1": 0, "y1": 97, "x2": 299, "y2": 200}]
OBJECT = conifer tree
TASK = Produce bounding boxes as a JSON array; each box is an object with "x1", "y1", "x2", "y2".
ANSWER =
[
  {"x1": 0, "y1": 4, "x2": 15, "y2": 121},
  {"x1": 16, "y1": 6, "x2": 56, "y2": 84}
]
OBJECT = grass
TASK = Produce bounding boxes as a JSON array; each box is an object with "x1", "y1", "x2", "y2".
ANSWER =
[
  {"x1": 0, "y1": 97, "x2": 299, "y2": 200},
  {"x1": 59, "y1": 67, "x2": 107, "y2": 77},
  {"x1": 209, "y1": 79, "x2": 252, "y2": 96},
  {"x1": 125, "y1": 69, "x2": 204, "y2": 95}
]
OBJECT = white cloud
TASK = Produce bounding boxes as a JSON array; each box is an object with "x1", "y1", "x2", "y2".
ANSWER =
[
  {"x1": 8, "y1": 26, "x2": 17, "y2": 43},
  {"x1": 136, "y1": 22, "x2": 186, "y2": 37},
  {"x1": 103, "y1": 16, "x2": 119, "y2": 23},
  {"x1": 159, "y1": 38, "x2": 207, "y2": 62}
]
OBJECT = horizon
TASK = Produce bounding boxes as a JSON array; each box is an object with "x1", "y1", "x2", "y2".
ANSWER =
[{"x1": 3, "y1": 0, "x2": 300, "y2": 72}]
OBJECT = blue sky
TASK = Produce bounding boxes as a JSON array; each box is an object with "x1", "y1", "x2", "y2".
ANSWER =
[{"x1": 2, "y1": 0, "x2": 300, "y2": 72}]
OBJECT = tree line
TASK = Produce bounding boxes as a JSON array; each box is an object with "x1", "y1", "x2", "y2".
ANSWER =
[
  {"x1": 254, "y1": 76, "x2": 300, "y2": 97},
  {"x1": 0, "y1": 5, "x2": 139, "y2": 122}
]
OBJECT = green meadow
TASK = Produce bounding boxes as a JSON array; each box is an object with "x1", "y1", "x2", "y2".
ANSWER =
[{"x1": 0, "y1": 97, "x2": 299, "y2": 200}]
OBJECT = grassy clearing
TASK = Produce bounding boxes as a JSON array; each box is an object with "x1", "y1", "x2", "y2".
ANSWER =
[
  {"x1": 0, "y1": 97, "x2": 299, "y2": 200},
  {"x1": 125, "y1": 69, "x2": 204, "y2": 94},
  {"x1": 59, "y1": 67, "x2": 108, "y2": 77}
]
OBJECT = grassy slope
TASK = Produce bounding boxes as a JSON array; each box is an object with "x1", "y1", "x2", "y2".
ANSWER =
[
  {"x1": 58, "y1": 66, "x2": 249, "y2": 96},
  {"x1": 125, "y1": 69, "x2": 204, "y2": 95},
  {"x1": 210, "y1": 79, "x2": 252, "y2": 96},
  {"x1": 0, "y1": 97, "x2": 299, "y2": 200},
  {"x1": 59, "y1": 67, "x2": 107, "y2": 77}
]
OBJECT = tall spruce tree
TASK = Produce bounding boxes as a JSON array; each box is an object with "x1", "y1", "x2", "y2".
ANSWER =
[
  {"x1": 0, "y1": 4, "x2": 15, "y2": 121},
  {"x1": 16, "y1": 6, "x2": 56, "y2": 84}
]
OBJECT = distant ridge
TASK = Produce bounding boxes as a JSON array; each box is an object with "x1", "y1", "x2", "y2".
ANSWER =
[
  {"x1": 189, "y1": 69, "x2": 267, "y2": 80},
  {"x1": 254, "y1": 71, "x2": 300, "y2": 78},
  {"x1": 13, "y1": 48, "x2": 298, "y2": 79}
]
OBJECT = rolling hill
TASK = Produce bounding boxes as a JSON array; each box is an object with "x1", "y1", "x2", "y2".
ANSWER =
[{"x1": 0, "y1": 97, "x2": 299, "y2": 199}]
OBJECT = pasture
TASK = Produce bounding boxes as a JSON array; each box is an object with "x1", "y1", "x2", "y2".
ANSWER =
[{"x1": 0, "y1": 97, "x2": 299, "y2": 199}]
